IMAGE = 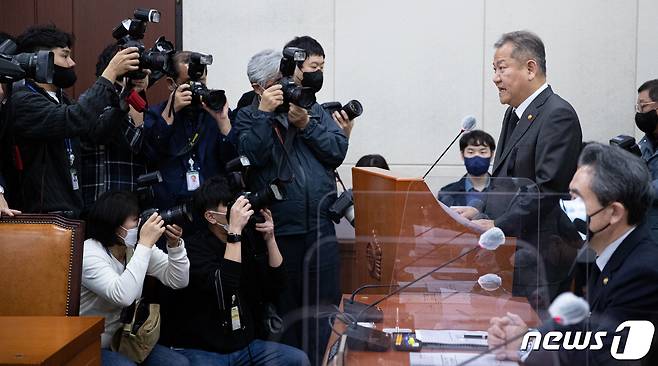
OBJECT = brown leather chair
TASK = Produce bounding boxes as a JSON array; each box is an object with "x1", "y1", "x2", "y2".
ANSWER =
[{"x1": 0, "y1": 214, "x2": 85, "y2": 316}]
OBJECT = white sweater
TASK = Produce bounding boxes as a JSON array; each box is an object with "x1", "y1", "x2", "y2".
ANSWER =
[{"x1": 79, "y1": 239, "x2": 190, "y2": 348}]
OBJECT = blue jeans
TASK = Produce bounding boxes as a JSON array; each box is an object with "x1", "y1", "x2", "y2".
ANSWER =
[
  {"x1": 101, "y1": 344, "x2": 190, "y2": 366},
  {"x1": 176, "y1": 339, "x2": 310, "y2": 366}
]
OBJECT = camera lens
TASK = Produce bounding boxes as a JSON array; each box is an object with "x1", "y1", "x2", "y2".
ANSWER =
[
  {"x1": 342, "y1": 100, "x2": 363, "y2": 120},
  {"x1": 202, "y1": 89, "x2": 227, "y2": 111}
]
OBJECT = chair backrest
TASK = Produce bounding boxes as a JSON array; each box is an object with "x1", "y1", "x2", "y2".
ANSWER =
[{"x1": 0, "y1": 214, "x2": 84, "y2": 316}]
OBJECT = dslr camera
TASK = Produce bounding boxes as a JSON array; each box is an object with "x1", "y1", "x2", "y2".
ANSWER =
[
  {"x1": 0, "y1": 39, "x2": 54, "y2": 83},
  {"x1": 321, "y1": 100, "x2": 364, "y2": 120},
  {"x1": 135, "y1": 171, "x2": 193, "y2": 227},
  {"x1": 225, "y1": 156, "x2": 285, "y2": 224},
  {"x1": 112, "y1": 9, "x2": 175, "y2": 80},
  {"x1": 610, "y1": 135, "x2": 641, "y2": 157},
  {"x1": 186, "y1": 52, "x2": 226, "y2": 111},
  {"x1": 277, "y1": 47, "x2": 316, "y2": 112}
]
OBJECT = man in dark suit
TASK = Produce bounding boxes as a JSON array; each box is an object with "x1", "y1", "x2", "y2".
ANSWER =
[
  {"x1": 488, "y1": 143, "x2": 658, "y2": 365},
  {"x1": 455, "y1": 31, "x2": 583, "y2": 300}
]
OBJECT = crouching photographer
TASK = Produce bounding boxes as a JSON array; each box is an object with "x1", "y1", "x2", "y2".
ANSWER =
[{"x1": 158, "y1": 176, "x2": 310, "y2": 366}]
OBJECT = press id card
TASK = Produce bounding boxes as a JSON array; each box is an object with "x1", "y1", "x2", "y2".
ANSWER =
[
  {"x1": 70, "y1": 168, "x2": 79, "y2": 190},
  {"x1": 186, "y1": 170, "x2": 200, "y2": 191},
  {"x1": 231, "y1": 295, "x2": 241, "y2": 331}
]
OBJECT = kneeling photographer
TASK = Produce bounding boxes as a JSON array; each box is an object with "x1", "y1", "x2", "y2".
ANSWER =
[{"x1": 158, "y1": 176, "x2": 310, "y2": 366}]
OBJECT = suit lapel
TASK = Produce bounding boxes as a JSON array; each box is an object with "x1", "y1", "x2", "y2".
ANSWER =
[
  {"x1": 588, "y1": 226, "x2": 646, "y2": 309},
  {"x1": 493, "y1": 107, "x2": 514, "y2": 173},
  {"x1": 493, "y1": 86, "x2": 554, "y2": 175}
]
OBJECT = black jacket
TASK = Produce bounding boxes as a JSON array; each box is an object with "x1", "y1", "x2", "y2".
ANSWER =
[
  {"x1": 159, "y1": 227, "x2": 287, "y2": 354},
  {"x1": 4, "y1": 77, "x2": 121, "y2": 217},
  {"x1": 526, "y1": 223, "x2": 658, "y2": 365},
  {"x1": 234, "y1": 100, "x2": 348, "y2": 236},
  {"x1": 437, "y1": 174, "x2": 490, "y2": 210}
]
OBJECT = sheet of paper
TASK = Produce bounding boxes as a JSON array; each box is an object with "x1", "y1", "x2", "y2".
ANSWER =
[
  {"x1": 409, "y1": 352, "x2": 517, "y2": 366},
  {"x1": 414, "y1": 329, "x2": 487, "y2": 347}
]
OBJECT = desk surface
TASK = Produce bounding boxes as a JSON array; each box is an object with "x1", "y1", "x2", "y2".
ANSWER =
[
  {"x1": 324, "y1": 292, "x2": 540, "y2": 365},
  {"x1": 0, "y1": 316, "x2": 104, "y2": 365}
]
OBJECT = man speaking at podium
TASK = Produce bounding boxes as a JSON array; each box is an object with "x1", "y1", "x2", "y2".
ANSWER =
[{"x1": 456, "y1": 31, "x2": 583, "y2": 301}]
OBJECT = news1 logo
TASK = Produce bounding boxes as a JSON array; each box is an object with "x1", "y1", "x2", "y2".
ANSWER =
[{"x1": 521, "y1": 321, "x2": 655, "y2": 360}]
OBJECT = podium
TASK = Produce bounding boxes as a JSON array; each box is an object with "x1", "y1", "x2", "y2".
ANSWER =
[{"x1": 351, "y1": 167, "x2": 517, "y2": 294}]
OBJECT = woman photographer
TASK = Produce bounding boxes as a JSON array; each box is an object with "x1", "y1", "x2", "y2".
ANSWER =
[{"x1": 80, "y1": 191, "x2": 190, "y2": 366}]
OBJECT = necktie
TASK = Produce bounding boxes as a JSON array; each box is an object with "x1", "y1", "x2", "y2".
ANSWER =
[
  {"x1": 586, "y1": 262, "x2": 601, "y2": 301},
  {"x1": 506, "y1": 109, "x2": 520, "y2": 143}
]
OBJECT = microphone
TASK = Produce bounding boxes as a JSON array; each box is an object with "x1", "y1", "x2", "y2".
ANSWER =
[
  {"x1": 422, "y1": 115, "x2": 477, "y2": 179},
  {"x1": 478, "y1": 273, "x2": 502, "y2": 291},
  {"x1": 457, "y1": 292, "x2": 590, "y2": 365},
  {"x1": 345, "y1": 228, "x2": 504, "y2": 351}
]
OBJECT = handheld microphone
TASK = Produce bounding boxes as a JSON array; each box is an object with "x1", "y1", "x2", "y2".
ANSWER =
[
  {"x1": 345, "y1": 228, "x2": 504, "y2": 351},
  {"x1": 422, "y1": 115, "x2": 477, "y2": 179},
  {"x1": 457, "y1": 292, "x2": 590, "y2": 366}
]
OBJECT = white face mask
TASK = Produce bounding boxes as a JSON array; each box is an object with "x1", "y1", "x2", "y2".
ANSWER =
[{"x1": 121, "y1": 226, "x2": 139, "y2": 248}]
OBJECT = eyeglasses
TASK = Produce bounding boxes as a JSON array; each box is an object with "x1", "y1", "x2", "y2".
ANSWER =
[{"x1": 636, "y1": 101, "x2": 657, "y2": 113}]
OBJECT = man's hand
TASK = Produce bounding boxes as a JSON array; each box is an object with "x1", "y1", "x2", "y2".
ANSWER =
[
  {"x1": 332, "y1": 110, "x2": 354, "y2": 138},
  {"x1": 255, "y1": 209, "x2": 275, "y2": 242},
  {"x1": 472, "y1": 219, "x2": 495, "y2": 231},
  {"x1": 451, "y1": 206, "x2": 480, "y2": 220},
  {"x1": 487, "y1": 312, "x2": 528, "y2": 361},
  {"x1": 161, "y1": 84, "x2": 192, "y2": 125},
  {"x1": 164, "y1": 224, "x2": 183, "y2": 248},
  {"x1": 204, "y1": 98, "x2": 231, "y2": 135},
  {"x1": 258, "y1": 84, "x2": 283, "y2": 113},
  {"x1": 101, "y1": 47, "x2": 140, "y2": 84},
  {"x1": 288, "y1": 103, "x2": 310, "y2": 129},
  {"x1": 138, "y1": 212, "x2": 165, "y2": 248},
  {"x1": 0, "y1": 194, "x2": 21, "y2": 217},
  {"x1": 228, "y1": 196, "x2": 254, "y2": 235}
]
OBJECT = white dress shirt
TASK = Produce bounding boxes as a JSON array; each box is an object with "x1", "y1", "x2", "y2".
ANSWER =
[{"x1": 515, "y1": 83, "x2": 549, "y2": 119}]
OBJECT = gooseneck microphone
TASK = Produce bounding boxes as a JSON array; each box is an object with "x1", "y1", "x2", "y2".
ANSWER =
[
  {"x1": 422, "y1": 115, "x2": 477, "y2": 179},
  {"x1": 345, "y1": 227, "x2": 505, "y2": 351}
]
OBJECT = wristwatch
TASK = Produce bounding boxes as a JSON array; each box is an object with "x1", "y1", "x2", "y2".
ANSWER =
[{"x1": 226, "y1": 232, "x2": 242, "y2": 243}]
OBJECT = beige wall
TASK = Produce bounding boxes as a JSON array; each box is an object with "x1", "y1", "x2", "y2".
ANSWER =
[{"x1": 183, "y1": 0, "x2": 658, "y2": 189}]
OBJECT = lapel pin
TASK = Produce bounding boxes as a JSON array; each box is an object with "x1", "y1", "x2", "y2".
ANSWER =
[
  {"x1": 603, "y1": 277, "x2": 609, "y2": 285},
  {"x1": 527, "y1": 114, "x2": 534, "y2": 121}
]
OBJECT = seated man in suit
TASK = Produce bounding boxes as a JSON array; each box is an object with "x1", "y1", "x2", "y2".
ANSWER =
[
  {"x1": 488, "y1": 143, "x2": 658, "y2": 365},
  {"x1": 437, "y1": 130, "x2": 495, "y2": 210}
]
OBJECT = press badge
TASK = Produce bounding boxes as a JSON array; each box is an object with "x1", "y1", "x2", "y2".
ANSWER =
[
  {"x1": 230, "y1": 295, "x2": 241, "y2": 331},
  {"x1": 186, "y1": 158, "x2": 200, "y2": 191},
  {"x1": 70, "y1": 168, "x2": 79, "y2": 190}
]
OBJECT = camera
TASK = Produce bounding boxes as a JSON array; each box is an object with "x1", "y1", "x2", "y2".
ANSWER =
[
  {"x1": 610, "y1": 135, "x2": 641, "y2": 157},
  {"x1": 0, "y1": 39, "x2": 54, "y2": 83},
  {"x1": 140, "y1": 204, "x2": 193, "y2": 227},
  {"x1": 329, "y1": 189, "x2": 355, "y2": 226},
  {"x1": 276, "y1": 47, "x2": 316, "y2": 112},
  {"x1": 224, "y1": 156, "x2": 285, "y2": 224},
  {"x1": 186, "y1": 52, "x2": 226, "y2": 111},
  {"x1": 321, "y1": 100, "x2": 364, "y2": 120},
  {"x1": 135, "y1": 170, "x2": 193, "y2": 226},
  {"x1": 112, "y1": 8, "x2": 174, "y2": 80}
]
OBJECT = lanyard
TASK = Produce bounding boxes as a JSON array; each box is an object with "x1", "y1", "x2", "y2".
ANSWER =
[{"x1": 65, "y1": 138, "x2": 75, "y2": 167}]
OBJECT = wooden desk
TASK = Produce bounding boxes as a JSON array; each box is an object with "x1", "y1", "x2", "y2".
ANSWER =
[
  {"x1": 324, "y1": 293, "x2": 540, "y2": 365},
  {"x1": 0, "y1": 316, "x2": 104, "y2": 366}
]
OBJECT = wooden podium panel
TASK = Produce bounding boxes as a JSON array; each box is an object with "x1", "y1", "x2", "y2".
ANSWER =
[{"x1": 351, "y1": 167, "x2": 517, "y2": 294}]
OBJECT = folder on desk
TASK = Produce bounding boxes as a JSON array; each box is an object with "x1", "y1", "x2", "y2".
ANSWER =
[{"x1": 414, "y1": 329, "x2": 488, "y2": 349}]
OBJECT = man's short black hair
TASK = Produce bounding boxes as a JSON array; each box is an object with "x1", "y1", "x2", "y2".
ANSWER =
[
  {"x1": 86, "y1": 191, "x2": 140, "y2": 248},
  {"x1": 16, "y1": 25, "x2": 74, "y2": 53},
  {"x1": 96, "y1": 44, "x2": 119, "y2": 77},
  {"x1": 459, "y1": 130, "x2": 496, "y2": 152},
  {"x1": 284, "y1": 36, "x2": 325, "y2": 58},
  {"x1": 638, "y1": 79, "x2": 658, "y2": 103},
  {"x1": 355, "y1": 154, "x2": 390, "y2": 170},
  {"x1": 193, "y1": 176, "x2": 235, "y2": 219}
]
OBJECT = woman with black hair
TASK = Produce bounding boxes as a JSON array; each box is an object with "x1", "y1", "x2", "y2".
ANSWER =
[{"x1": 80, "y1": 191, "x2": 190, "y2": 366}]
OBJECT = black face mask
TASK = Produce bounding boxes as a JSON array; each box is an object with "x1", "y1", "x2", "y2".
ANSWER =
[
  {"x1": 301, "y1": 70, "x2": 323, "y2": 93},
  {"x1": 586, "y1": 205, "x2": 610, "y2": 242},
  {"x1": 52, "y1": 65, "x2": 77, "y2": 89},
  {"x1": 635, "y1": 109, "x2": 658, "y2": 135}
]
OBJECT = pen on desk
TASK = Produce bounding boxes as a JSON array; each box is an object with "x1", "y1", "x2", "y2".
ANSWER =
[{"x1": 464, "y1": 334, "x2": 488, "y2": 340}]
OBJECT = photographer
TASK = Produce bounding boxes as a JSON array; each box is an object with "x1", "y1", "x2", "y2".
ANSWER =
[
  {"x1": 158, "y1": 177, "x2": 310, "y2": 366},
  {"x1": 284, "y1": 36, "x2": 357, "y2": 138},
  {"x1": 3, "y1": 25, "x2": 140, "y2": 218},
  {"x1": 80, "y1": 44, "x2": 150, "y2": 210},
  {"x1": 636, "y1": 79, "x2": 658, "y2": 240},
  {"x1": 234, "y1": 48, "x2": 348, "y2": 364},
  {"x1": 80, "y1": 191, "x2": 190, "y2": 366},
  {"x1": 0, "y1": 31, "x2": 21, "y2": 217},
  {"x1": 143, "y1": 51, "x2": 237, "y2": 215}
]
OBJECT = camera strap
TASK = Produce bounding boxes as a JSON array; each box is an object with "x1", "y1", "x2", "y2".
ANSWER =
[
  {"x1": 174, "y1": 112, "x2": 207, "y2": 158},
  {"x1": 272, "y1": 121, "x2": 296, "y2": 183}
]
